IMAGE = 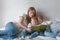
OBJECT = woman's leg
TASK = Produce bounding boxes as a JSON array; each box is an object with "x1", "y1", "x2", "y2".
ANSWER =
[
  {"x1": 0, "y1": 22, "x2": 18, "y2": 39},
  {"x1": 5, "y1": 22, "x2": 18, "y2": 35}
]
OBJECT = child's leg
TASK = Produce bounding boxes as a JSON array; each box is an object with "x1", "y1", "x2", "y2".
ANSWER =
[
  {"x1": 20, "y1": 30, "x2": 28, "y2": 40},
  {"x1": 21, "y1": 30, "x2": 27, "y2": 37},
  {"x1": 29, "y1": 32, "x2": 39, "y2": 39},
  {"x1": 20, "y1": 29, "x2": 32, "y2": 40},
  {"x1": 40, "y1": 32, "x2": 44, "y2": 36},
  {"x1": 44, "y1": 31, "x2": 56, "y2": 38}
]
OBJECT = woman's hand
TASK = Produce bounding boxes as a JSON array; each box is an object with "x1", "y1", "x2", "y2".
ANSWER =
[{"x1": 18, "y1": 22, "x2": 32, "y2": 32}]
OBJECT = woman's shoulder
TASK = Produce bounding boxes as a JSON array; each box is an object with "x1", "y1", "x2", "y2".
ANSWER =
[
  {"x1": 23, "y1": 14, "x2": 27, "y2": 19},
  {"x1": 19, "y1": 14, "x2": 27, "y2": 18}
]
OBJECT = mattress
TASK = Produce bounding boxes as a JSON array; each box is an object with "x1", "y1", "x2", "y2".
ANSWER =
[{"x1": 0, "y1": 36, "x2": 59, "y2": 40}]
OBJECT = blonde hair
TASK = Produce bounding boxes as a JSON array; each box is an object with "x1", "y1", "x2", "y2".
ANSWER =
[
  {"x1": 37, "y1": 15, "x2": 43, "y2": 20},
  {"x1": 31, "y1": 17, "x2": 38, "y2": 21}
]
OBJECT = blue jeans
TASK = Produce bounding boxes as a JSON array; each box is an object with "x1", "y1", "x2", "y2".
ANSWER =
[
  {"x1": 21, "y1": 30, "x2": 39, "y2": 38},
  {"x1": 44, "y1": 26, "x2": 56, "y2": 38},
  {"x1": 0, "y1": 22, "x2": 18, "y2": 39},
  {"x1": 44, "y1": 31, "x2": 56, "y2": 38}
]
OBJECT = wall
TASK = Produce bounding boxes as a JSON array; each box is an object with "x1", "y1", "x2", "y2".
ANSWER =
[
  {"x1": 0, "y1": 0, "x2": 3, "y2": 27},
  {"x1": 0, "y1": 0, "x2": 60, "y2": 27}
]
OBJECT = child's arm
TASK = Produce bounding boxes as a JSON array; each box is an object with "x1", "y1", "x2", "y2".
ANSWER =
[{"x1": 27, "y1": 23, "x2": 32, "y2": 32}]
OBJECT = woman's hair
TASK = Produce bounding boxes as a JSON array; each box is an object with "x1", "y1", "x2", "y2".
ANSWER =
[
  {"x1": 26, "y1": 7, "x2": 36, "y2": 24},
  {"x1": 27, "y1": 7, "x2": 36, "y2": 16}
]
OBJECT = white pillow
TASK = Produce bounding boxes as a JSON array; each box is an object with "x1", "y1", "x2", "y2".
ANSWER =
[{"x1": 41, "y1": 21, "x2": 52, "y2": 25}]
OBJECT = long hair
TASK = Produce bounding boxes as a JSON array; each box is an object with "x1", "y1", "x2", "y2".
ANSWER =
[{"x1": 26, "y1": 7, "x2": 36, "y2": 24}]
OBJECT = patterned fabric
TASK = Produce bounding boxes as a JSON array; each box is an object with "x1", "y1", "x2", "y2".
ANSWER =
[{"x1": 51, "y1": 20, "x2": 60, "y2": 35}]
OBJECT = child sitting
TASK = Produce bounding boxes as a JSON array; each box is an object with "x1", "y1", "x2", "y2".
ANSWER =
[
  {"x1": 20, "y1": 15, "x2": 47, "y2": 40},
  {"x1": 37, "y1": 15, "x2": 56, "y2": 38},
  {"x1": 37, "y1": 15, "x2": 46, "y2": 36},
  {"x1": 37, "y1": 15, "x2": 43, "y2": 24},
  {"x1": 20, "y1": 17, "x2": 39, "y2": 40}
]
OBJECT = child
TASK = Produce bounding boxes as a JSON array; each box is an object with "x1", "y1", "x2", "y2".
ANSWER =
[
  {"x1": 37, "y1": 15, "x2": 46, "y2": 36},
  {"x1": 37, "y1": 15, "x2": 43, "y2": 24},
  {"x1": 28, "y1": 17, "x2": 38, "y2": 28},
  {"x1": 20, "y1": 17, "x2": 39, "y2": 40}
]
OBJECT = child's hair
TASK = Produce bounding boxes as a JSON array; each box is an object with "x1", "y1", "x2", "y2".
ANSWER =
[
  {"x1": 31, "y1": 16, "x2": 38, "y2": 21},
  {"x1": 37, "y1": 15, "x2": 43, "y2": 20}
]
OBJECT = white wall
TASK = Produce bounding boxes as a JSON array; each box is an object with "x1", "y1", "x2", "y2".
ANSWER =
[
  {"x1": 0, "y1": 0, "x2": 3, "y2": 27},
  {"x1": 0, "y1": 0, "x2": 60, "y2": 27}
]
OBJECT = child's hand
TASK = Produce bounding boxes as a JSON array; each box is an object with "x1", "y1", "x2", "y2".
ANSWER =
[{"x1": 26, "y1": 28, "x2": 32, "y2": 32}]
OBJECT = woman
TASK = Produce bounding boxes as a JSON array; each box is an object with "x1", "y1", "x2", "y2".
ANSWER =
[
  {"x1": 18, "y1": 7, "x2": 36, "y2": 32},
  {"x1": 0, "y1": 7, "x2": 37, "y2": 39},
  {"x1": 0, "y1": 7, "x2": 43, "y2": 38}
]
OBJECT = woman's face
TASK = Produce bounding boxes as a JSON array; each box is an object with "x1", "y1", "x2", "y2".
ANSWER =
[{"x1": 29, "y1": 10, "x2": 35, "y2": 18}]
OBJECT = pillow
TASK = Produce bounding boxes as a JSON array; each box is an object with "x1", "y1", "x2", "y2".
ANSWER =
[
  {"x1": 51, "y1": 20, "x2": 60, "y2": 34},
  {"x1": 31, "y1": 25, "x2": 47, "y2": 32},
  {"x1": 41, "y1": 21, "x2": 52, "y2": 25}
]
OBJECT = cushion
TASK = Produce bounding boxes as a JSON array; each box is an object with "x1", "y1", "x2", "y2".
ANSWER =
[{"x1": 51, "y1": 20, "x2": 60, "y2": 35}]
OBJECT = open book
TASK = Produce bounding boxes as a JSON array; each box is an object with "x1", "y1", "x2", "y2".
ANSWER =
[{"x1": 31, "y1": 25, "x2": 47, "y2": 32}]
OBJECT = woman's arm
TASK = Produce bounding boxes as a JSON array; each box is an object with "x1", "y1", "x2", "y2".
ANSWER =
[
  {"x1": 18, "y1": 22, "x2": 27, "y2": 29},
  {"x1": 18, "y1": 16, "x2": 31, "y2": 32},
  {"x1": 18, "y1": 16, "x2": 26, "y2": 29},
  {"x1": 18, "y1": 22, "x2": 31, "y2": 32}
]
